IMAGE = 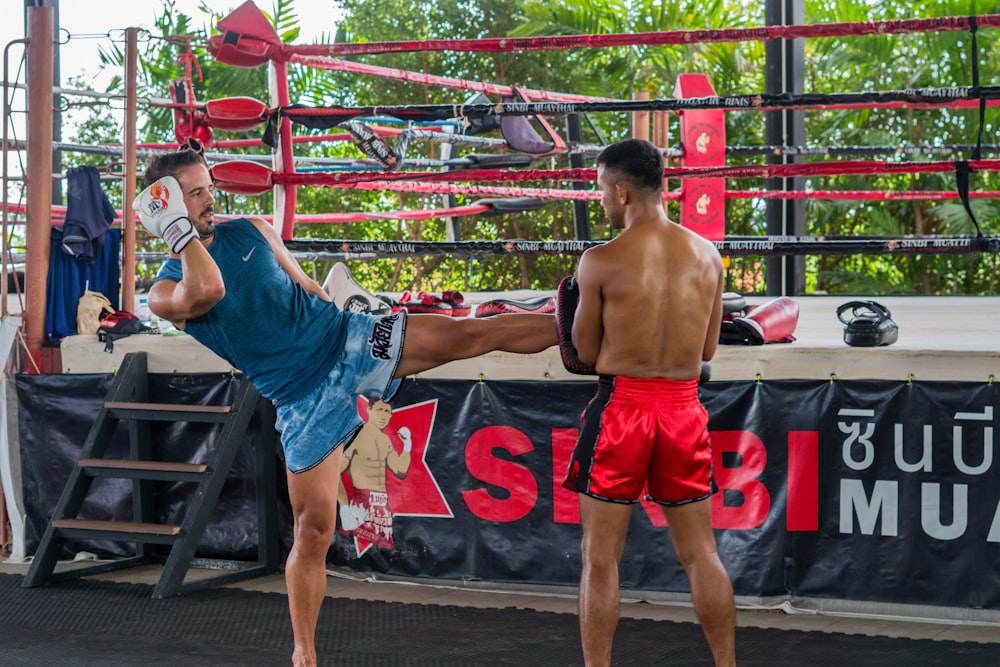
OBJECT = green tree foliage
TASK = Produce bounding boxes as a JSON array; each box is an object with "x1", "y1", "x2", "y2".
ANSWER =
[
  {"x1": 515, "y1": 0, "x2": 1000, "y2": 295},
  {"x1": 68, "y1": 0, "x2": 1000, "y2": 295},
  {"x1": 325, "y1": 0, "x2": 593, "y2": 291},
  {"x1": 72, "y1": 0, "x2": 273, "y2": 278},
  {"x1": 801, "y1": 0, "x2": 1000, "y2": 295}
]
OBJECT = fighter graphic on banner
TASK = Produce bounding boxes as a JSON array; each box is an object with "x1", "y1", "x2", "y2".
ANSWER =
[{"x1": 337, "y1": 395, "x2": 453, "y2": 555}]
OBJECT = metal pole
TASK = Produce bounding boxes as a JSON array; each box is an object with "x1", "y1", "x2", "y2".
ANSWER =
[
  {"x1": 631, "y1": 91, "x2": 650, "y2": 141},
  {"x1": 765, "y1": 0, "x2": 806, "y2": 296},
  {"x1": 567, "y1": 114, "x2": 590, "y2": 240},
  {"x1": 50, "y1": 0, "x2": 62, "y2": 208},
  {"x1": 24, "y1": 5, "x2": 54, "y2": 373},
  {"x1": 121, "y1": 28, "x2": 138, "y2": 315}
]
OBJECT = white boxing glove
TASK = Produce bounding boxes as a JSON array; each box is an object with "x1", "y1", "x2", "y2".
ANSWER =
[
  {"x1": 339, "y1": 502, "x2": 363, "y2": 531},
  {"x1": 397, "y1": 426, "x2": 412, "y2": 453},
  {"x1": 132, "y1": 176, "x2": 199, "y2": 253}
]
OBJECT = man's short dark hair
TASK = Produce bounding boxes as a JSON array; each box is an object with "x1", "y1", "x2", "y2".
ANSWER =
[
  {"x1": 142, "y1": 150, "x2": 206, "y2": 188},
  {"x1": 596, "y1": 139, "x2": 664, "y2": 191},
  {"x1": 365, "y1": 394, "x2": 391, "y2": 409}
]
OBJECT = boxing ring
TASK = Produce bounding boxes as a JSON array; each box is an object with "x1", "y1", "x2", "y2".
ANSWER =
[
  {"x1": 32, "y1": 293, "x2": 1000, "y2": 627},
  {"x1": 4, "y1": 2, "x2": 1000, "y2": 630},
  {"x1": 54, "y1": 294, "x2": 1000, "y2": 382}
]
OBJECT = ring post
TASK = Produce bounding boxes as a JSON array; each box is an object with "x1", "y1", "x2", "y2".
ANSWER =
[
  {"x1": 269, "y1": 60, "x2": 297, "y2": 240},
  {"x1": 674, "y1": 74, "x2": 726, "y2": 241}
]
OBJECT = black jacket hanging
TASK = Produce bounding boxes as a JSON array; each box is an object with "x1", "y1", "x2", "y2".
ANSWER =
[{"x1": 62, "y1": 165, "x2": 117, "y2": 265}]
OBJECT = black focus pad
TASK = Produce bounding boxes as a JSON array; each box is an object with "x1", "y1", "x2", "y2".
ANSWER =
[
  {"x1": 837, "y1": 300, "x2": 898, "y2": 347},
  {"x1": 556, "y1": 275, "x2": 596, "y2": 375}
]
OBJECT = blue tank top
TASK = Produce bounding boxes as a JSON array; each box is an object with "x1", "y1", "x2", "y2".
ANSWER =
[{"x1": 154, "y1": 218, "x2": 348, "y2": 404}]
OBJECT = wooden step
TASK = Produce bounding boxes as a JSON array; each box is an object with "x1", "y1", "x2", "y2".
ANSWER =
[
  {"x1": 22, "y1": 354, "x2": 278, "y2": 597},
  {"x1": 104, "y1": 401, "x2": 234, "y2": 423},
  {"x1": 51, "y1": 519, "x2": 182, "y2": 544},
  {"x1": 78, "y1": 458, "x2": 208, "y2": 482}
]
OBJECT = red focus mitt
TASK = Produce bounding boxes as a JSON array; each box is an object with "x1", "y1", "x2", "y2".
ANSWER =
[
  {"x1": 556, "y1": 275, "x2": 596, "y2": 375},
  {"x1": 720, "y1": 296, "x2": 799, "y2": 345}
]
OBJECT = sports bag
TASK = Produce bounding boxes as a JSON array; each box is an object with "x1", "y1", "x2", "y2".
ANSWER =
[{"x1": 98, "y1": 310, "x2": 154, "y2": 352}]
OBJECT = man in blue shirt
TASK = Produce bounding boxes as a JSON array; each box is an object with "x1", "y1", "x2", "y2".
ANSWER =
[{"x1": 136, "y1": 149, "x2": 558, "y2": 667}]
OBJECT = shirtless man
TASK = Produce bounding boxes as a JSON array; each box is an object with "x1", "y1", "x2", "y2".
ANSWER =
[
  {"x1": 563, "y1": 139, "x2": 735, "y2": 666},
  {"x1": 338, "y1": 398, "x2": 411, "y2": 548}
]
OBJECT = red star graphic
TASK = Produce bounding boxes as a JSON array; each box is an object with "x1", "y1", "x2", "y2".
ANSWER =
[{"x1": 342, "y1": 397, "x2": 452, "y2": 556}]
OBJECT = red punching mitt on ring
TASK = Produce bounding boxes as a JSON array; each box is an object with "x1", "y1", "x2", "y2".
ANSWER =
[
  {"x1": 556, "y1": 275, "x2": 596, "y2": 375},
  {"x1": 719, "y1": 296, "x2": 799, "y2": 345}
]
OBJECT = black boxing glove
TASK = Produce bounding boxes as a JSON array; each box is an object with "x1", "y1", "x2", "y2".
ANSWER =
[{"x1": 556, "y1": 275, "x2": 596, "y2": 375}]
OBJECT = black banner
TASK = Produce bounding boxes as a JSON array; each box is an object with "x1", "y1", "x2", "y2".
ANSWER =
[
  {"x1": 16, "y1": 375, "x2": 1000, "y2": 611},
  {"x1": 331, "y1": 379, "x2": 1000, "y2": 611}
]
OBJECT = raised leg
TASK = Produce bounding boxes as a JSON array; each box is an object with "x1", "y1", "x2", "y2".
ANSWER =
[{"x1": 395, "y1": 312, "x2": 557, "y2": 377}]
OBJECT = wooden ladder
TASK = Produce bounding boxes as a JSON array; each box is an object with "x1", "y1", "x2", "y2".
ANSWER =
[{"x1": 22, "y1": 352, "x2": 280, "y2": 597}]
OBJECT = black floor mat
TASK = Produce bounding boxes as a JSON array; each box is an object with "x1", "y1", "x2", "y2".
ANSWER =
[{"x1": 0, "y1": 573, "x2": 995, "y2": 666}]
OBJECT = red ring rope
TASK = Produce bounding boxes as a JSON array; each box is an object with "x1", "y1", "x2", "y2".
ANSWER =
[
  {"x1": 273, "y1": 15, "x2": 1000, "y2": 57},
  {"x1": 290, "y1": 55, "x2": 617, "y2": 103},
  {"x1": 268, "y1": 88, "x2": 1000, "y2": 142},
  {"x1": 273, "y1": 159, "x2": 1000, "y2": 187}
]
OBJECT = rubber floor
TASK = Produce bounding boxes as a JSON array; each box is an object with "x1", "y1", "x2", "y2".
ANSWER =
[{"x1": 0, "y1": 573, "x2": 995, "y2": 666}]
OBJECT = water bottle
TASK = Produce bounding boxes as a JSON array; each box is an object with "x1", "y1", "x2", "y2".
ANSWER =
[{"x1": 136, "y1": 296, "x2": 158, "y2": 329}]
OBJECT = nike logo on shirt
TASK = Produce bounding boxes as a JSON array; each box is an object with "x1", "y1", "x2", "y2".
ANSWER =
[{"x1": 242, "y1": 247, "x2": 255, "y2": 262}]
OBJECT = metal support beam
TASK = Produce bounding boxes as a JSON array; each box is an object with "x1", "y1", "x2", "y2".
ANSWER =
[
  {"x1": 24, "y1": 4, "x2": 54, "y2": 372},
  {"x1": 121, "y1": 28, "x2": 138, "y2": 317},
  {"x1": 35, "y1": 1, "x2": 63, "y2": 206},
  {"x1": 23, "y1": 1, "x2": 62, "y2": 206},
  {"x1": 567, "y1": 114, "x2": 590, "y2": 240},
  {"x1": 765, "y1": 0, "x2": 806, "y2": 296}
]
